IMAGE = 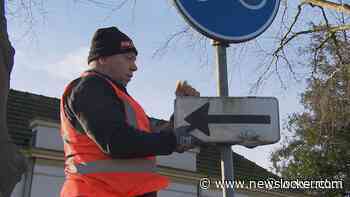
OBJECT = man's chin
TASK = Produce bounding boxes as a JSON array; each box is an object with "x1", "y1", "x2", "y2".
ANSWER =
[{"x1": 122, "y1": 80, "x2": 129, "y2": 87}]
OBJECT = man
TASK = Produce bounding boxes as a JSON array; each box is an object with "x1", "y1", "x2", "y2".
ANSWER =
[{"x1": 60, "y1": 26, "x2": 201, "y2": 197}]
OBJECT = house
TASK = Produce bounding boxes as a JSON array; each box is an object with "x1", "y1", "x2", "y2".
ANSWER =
[{"x1": 7, "y1": 89, "x2": 306, "y2": 197}]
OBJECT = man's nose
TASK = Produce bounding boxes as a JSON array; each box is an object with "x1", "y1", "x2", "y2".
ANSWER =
[{"x1": 130, "y1": 62, "x2": 137, "y2": 71}]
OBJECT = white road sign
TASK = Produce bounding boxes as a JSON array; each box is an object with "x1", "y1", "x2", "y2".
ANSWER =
[{"x1": 174, "y1": 97, "x2": 280, "y2": 147}]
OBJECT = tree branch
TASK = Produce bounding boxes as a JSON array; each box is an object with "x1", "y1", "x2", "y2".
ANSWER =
[
  {"x1": 275, "y1": 23, "x2": 350, "y2": 59},
  {"x1": 152, "y1": 26, "x2": 190, "y2": 58},
  {"x1": 302, "y1": 0, "x2": 350, "y2": 15}
]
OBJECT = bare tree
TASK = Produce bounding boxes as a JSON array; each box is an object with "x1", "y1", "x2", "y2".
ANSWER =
[{"x1": 0, "y1": 1, "x2": 28, "y2": 196}]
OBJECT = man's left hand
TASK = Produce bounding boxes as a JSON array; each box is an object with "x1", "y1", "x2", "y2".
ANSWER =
[{"x1": 175, "y1": 80, "x2": 200, "y2": 97}]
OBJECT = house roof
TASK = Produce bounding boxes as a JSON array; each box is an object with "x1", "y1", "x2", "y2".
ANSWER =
[
  {"x1": 7, "y1": 89, "x2": 277, "y2": 180},
  {"x1": 8, "y1": 89, "x2": 60, "y2": 147}
]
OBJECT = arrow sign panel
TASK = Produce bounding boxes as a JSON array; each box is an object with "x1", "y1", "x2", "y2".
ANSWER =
[
  {"x1": 185, "y1": 102, "x2": 271, "y2": 136},
  {"x1": 175, "y1": 97, "x2": 280, "y2": 147}
]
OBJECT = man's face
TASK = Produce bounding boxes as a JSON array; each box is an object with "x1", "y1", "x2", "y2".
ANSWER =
[{"x1": 101, "y1": 52, "x2": 137, "y2": 86}]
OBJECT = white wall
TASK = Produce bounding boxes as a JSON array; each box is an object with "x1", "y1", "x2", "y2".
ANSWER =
[
  {"x1": 30, "y1": 159, "x2": 65, "y2": 197},
  {"x1": 157, "y1": 150, "x2": 198, "y2": 172},
  {"x1": 10, "y1": 175, "x2": 25, "y2": 197},
  {"x1": 159, "y1": 182, "x2": 197, "y2": 197},
  {"x1": 31, "y1": 123, "x2": 63, "y2": 151},
  {"x1": 199, "y1": 190, "x2": 249, "y2": 197}
]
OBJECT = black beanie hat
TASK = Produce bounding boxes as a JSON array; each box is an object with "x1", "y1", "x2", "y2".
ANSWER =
[{"x1": 87, "y1": 26, "x2": 138, "y2": 64}]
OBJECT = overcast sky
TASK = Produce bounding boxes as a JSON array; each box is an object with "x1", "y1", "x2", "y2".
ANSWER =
[{"x1": 7, "y1": 0, "x2": 311, "y2": 172}]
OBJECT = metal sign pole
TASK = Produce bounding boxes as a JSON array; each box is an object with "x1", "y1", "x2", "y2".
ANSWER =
[{"x1": 213, "y1": 40, "x2": 234, "y2": 197}]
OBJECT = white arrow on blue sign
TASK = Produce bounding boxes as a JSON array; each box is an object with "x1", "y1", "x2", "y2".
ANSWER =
[{"x1": 173, "y1": 0, "x2": 281, "y2": 43}]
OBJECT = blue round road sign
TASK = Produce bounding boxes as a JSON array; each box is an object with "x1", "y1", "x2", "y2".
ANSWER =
[{"x1": 173, "y1": 0, "x2": 280, "y2": 43}]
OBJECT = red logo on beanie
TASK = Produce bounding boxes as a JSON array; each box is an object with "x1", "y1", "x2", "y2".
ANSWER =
[{"x1": 121, "y1": 41, "x2": 135, "y2": 49}]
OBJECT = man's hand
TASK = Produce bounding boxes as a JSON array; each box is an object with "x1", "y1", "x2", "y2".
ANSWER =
[
  {"x1": 175, "y1": 80, "x2": 200, "y2": 97},
  {"x1": 173, "y1": 81, "x2": 201, "y2": 153},
  {"x1": 172, "y1": 125, "x2": 203, "y2": 153}
]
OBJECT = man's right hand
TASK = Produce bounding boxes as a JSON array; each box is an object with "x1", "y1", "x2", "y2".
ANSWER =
[{"x1": 172, "y1": 125, "x2": 203, "y2": 153}]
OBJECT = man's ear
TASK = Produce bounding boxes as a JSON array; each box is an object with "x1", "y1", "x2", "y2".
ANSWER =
[{"x1": 98, "y1": 56, "x2": 107, "y2": 65}]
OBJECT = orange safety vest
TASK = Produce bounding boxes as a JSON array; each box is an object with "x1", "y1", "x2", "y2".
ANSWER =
[{"x1": 60, "y1": 72, "x2": 169, "y2": 197}]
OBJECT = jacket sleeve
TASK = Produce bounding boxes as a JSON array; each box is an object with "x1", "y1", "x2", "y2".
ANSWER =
[
  {"x1": 66, "y1": 75, "x2": 177, "y2": 158},
  {"x1": 148, "y1": 117, "x2": 172, "y2": 132}
]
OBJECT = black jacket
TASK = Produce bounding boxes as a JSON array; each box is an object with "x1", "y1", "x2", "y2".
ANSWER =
[{"x1": 63, "y1": 70, "x2": 177, "y2": 158}]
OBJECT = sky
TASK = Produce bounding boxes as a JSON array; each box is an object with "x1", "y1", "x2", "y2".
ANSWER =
[{"x1": 6, "y1": 0, "x2": 312, "y2": 173}]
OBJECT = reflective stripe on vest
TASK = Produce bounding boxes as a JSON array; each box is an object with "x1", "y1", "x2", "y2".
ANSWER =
[
  {"x1": 67, "y1": 158, "x2": 157, "y2": 174},
  {"x1": 122, "y1": 99, "x2": 138, "y2": 128},
  {"x1": 80, "y1": 71, "x2": 139, "y2": 129}
]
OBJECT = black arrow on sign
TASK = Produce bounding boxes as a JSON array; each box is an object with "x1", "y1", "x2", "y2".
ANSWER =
[{"x1": 184, "y1": 102, "x2": 271, "y2": 136}]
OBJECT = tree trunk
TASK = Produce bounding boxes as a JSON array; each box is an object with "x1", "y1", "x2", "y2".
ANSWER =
[{"x1": 0, "y1": 0, "x2": 28, "y2": 196}]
